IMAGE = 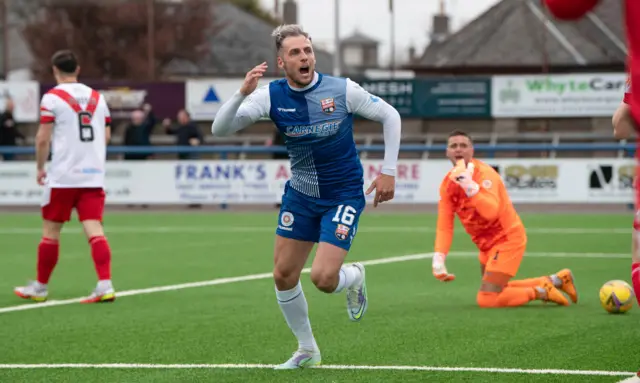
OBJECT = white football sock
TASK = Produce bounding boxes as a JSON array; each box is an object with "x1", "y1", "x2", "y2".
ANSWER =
[
  {"x1": 34, "y1": 281, "x2": 47, "y2": 289},
  {"x1": 97, "y1": 280, "x2": 113, "y2": 291},
  {"x1": 333, "y1": 264, "x2": 363, "y2": 294},
  {"x1": 276, "y1": 281, "x2": 318, "y2": 351}
]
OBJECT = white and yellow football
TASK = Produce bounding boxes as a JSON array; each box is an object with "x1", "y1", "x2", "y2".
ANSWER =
[{"x1": 599, "y1": 280, "x2": 635, "y2": 314}]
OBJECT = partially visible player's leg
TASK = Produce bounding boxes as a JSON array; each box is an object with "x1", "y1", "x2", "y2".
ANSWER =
[
  {"x1": 14, "y1": 187, "x2": 72, "y2": 302},
  {"x1": 273, "y1": 235, "x2": 317, "y2": 355},
  {"x1": 313, "y1": 196, "x2": 367, "y2": 321},
  {"x1": 476, "y1": 243, "x2": 569, "y2": 308},
  {"x1": 77, "y1": 188, "x2": 115, "y2": 303},
  {"x1": 272, "y1": 192, "x2": 322, "y2": 369}
]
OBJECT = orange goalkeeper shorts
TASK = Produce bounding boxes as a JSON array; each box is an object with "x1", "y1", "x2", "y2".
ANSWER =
[{"x1": 478, "y1": 239, "x2": 527, "y2": 278}]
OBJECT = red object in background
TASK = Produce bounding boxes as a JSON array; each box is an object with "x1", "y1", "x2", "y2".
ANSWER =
[{"x1": 542, "y1": 0, "x2": 640, "y2": 125}]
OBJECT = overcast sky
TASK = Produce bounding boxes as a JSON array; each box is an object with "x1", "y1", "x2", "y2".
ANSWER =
[{"x1": 258, "y1": 0, "x2": 502, "y2": 65}]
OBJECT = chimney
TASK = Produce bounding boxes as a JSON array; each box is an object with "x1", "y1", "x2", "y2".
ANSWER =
[
  {"x1": 408, "y1": 45, "x2": 416, "y2": 62},
  {"x1": 430, "y1": 0, "x2": 450, "y2": 43},
  {"x1": 283, "y1": 0, "x2": 297, "y2": 24}
]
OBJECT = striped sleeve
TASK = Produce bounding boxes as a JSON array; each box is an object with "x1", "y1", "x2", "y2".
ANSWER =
[
  {"x1": 39, "y1": 93, "x2": 56, "y2": 124},
  {"x1": 102, "y1": 94, "x2": 112, "y2": 125}
]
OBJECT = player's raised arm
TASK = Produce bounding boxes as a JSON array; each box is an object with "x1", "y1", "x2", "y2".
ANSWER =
[
  {"x1": 211, "y1": 62, "x2": 271, "y2": 137},
  {"x1": 346, "y1": 78, "x2": 401, "y2": 207},
  {"x1": 446, "y1": 132, "x2": 501, "y2": 222},
  {"x1": 451, "y1": 160, "x2": 501, "y2": 222},
  {"x1": 432, "y1": 180, "x2": 456, "y2": 282}
]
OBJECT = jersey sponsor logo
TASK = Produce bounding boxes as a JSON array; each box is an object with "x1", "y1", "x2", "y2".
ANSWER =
[
  {"x1": 74, "y1": 167, "x2": 103, "y2": 175},
  {"x1": 284, "y1": 120, "x2": 340, "y2": 138},
  {"x1": 321, "y1": 97, "x2": 336, "y2": 114}
]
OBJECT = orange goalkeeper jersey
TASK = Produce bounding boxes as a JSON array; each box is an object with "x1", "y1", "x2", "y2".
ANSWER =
[{"x1": 435, "y1": 159, "x2": 526, "y2": 253}]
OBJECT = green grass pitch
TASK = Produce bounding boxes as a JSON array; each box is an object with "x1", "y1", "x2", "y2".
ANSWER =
[{"x1": 0, "y1": 211, "x2": 637, "y2": 382}]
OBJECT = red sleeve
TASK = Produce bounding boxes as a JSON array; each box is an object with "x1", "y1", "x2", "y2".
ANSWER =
[
  {"x1": 624, "y1": 74, "x2": 631, "y2": 105},
  {"x1": 542, "y1": 0, "x2": 600, "y2": 20}
]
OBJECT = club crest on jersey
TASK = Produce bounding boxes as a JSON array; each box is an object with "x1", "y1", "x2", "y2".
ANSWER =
[
  {"x1": 321, "y1": 97, "x2": 335, "y2": 114},
  {"x1": 335, "y1": 224, "x2": 350, "y2": 240}
]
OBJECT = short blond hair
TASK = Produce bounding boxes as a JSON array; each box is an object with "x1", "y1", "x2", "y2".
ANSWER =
[{"x1": 271, "y1": 24, "x2": 311, "y2": 52}]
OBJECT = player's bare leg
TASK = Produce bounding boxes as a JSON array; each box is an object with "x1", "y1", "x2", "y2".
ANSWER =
[
  {"x1": 79, "y1": 219, "x2": 115, "y2": 303},
  {"x1": 14, "y1": 220, "x2": 63, "y2": 302},
  {"x1": 476, "y1": 271, "x2": 569, "y2": 308},
  {"x1": 272, "y1": 235, "x2": 320, "y2": 369},
  {"x1": 311, "y1": 242, "x2": 367, "y2": 322}
]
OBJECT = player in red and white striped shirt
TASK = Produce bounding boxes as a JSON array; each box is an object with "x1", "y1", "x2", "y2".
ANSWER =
[{"x1": 14, "y1": 50, "x2": 116, "y2": 304}]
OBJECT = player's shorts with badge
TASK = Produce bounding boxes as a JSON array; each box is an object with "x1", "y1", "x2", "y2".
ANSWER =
[{"x1": 276, "y1": 183, "x2": 366, "y2": 251}]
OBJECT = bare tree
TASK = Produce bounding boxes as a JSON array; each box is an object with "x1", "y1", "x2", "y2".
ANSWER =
[{"x1": 19, "y1": 0, "x2": 219, "y2": 81}]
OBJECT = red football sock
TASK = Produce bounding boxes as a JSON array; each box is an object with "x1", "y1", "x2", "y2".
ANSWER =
[
  {"x1": 632, "y1": 263, "x2": 640, "y2": 306},
  {"x1": 37, "y1": 238, "x2": 59, "y2": 284},
  {"x1": 89, "y1": 236, "x2": 112, "y2": 280}
]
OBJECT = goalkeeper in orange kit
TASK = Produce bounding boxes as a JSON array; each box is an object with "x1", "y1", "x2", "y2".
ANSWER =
[{"x1": 431, "y1": 130, "x2": 577, "y2": 308}]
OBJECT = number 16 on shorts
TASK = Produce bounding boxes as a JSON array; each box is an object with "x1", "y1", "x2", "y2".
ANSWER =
[{"x1": 324, "y1": 200, "x2": 365, "y2": 249}]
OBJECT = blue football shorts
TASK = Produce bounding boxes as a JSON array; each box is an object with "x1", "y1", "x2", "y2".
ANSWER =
[{"x1": 275, "y1": 183, "x2": 366, "y2": 251}]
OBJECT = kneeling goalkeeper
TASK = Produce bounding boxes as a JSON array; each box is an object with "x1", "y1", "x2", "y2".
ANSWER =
[{"x1": 431, "y1": 130, "x2": 577, "y2": 308}]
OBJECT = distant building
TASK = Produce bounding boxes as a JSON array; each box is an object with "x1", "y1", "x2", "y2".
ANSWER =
[{"x1": 407, "y1": 0, "x2": 627, "y2": 75}]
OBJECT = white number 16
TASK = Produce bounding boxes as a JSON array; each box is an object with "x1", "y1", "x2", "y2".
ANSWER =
[{"x1": 332, "y1": 205, "x2": 356, "y2": 226}]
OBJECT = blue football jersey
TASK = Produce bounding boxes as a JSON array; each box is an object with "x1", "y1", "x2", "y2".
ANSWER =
[
  {"x1": 211, "y1": 70, "x2": 401, "y2": 202},
  {"x1": 268, "y1": 74, "x2": 362, "y2": 200}
]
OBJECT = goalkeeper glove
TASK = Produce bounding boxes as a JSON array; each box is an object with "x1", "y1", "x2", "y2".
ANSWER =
[
  {"x1": 432, "y1": 252, "x2": 455, "y2": 282},
  {"x1": 449, "y1": 159, "x2": 479, "y2": 197}
]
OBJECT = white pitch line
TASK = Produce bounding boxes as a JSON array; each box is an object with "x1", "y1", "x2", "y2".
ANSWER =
[
  {"x1": 0, "y1": 226, "x2": 631, "y2": 235},
  {"x1": 0, "y1": 363, "x2": 634, "y2": 376},
  {"x1": 0, "y1": 251, "x2": 628, "y2": 315}
]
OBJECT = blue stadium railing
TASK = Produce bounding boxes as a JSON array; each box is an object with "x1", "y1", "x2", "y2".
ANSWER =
[{"x1": 0, "y1": 143, "x2": 635, "y2": 158}]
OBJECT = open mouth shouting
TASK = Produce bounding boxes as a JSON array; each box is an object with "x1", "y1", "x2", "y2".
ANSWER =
[{"x1": 299, "y1": 64, "x2": 311, "y2": 77}]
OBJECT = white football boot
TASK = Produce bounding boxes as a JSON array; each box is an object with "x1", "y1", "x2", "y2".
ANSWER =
[
  {"x1": 346, "y1": 262, "x2": 368, "y2": 322},
  {"x1": 14, "y1": 281, "x2": 48, "y2": 302},
  {"x1": 274, "y1": 348, "x2": 321, "y2": 369}
]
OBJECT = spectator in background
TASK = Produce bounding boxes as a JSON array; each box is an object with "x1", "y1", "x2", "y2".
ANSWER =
[
  {"x1": 0, "y1": 99, "x2": 24, "y2": 161},
  {"x1": 164, "y1": 109, "x2": 203, "y2": 160},
  {"x1": 123, "y1": 103, "x2": 156, "y2": 160}
]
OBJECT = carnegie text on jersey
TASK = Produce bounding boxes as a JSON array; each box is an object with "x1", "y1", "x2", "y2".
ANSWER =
[{"x1": 284, "y1": 120, "x2": 342, "y2": 137}]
